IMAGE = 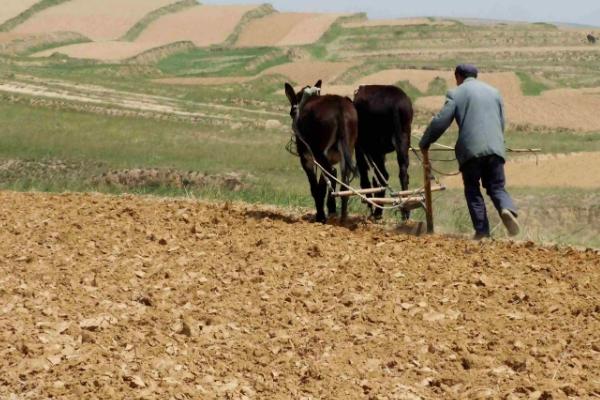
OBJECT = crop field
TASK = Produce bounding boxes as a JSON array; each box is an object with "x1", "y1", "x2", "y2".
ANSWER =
[
  {"x1": 0, "y1": 4, "x2": 599, "y2": 399},
  {"x1": 0, "y1": 0, "x2": 41, "y2": 26},
  {"x1": 12, "y1": 0, "x2": 179, "y2": 41}
]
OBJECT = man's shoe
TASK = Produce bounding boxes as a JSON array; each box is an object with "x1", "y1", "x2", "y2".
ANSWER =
[
  {"x1": 473, "y1": 232, "x2": 490, "y2": 241},
  {"x1": 501, "y1": 209, "x2": 520, "y2": 237}
]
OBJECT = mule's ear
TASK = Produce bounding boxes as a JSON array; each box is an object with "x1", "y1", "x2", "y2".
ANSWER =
[
  {"x1": 314, "y1": 80, "x2": 322, "y2": 89},
  {"x1": 284, "y1": 83, "x2": 297, "y2": 105}
]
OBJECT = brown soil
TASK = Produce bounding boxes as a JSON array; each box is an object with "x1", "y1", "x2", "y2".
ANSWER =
[
  {"x1": 0, "y1": 32, "x2": 86, "y2": 55},
  {"x1": 440, "y1": 152, "x2": 600, "y2": 189},
  {"x1": 0, "y1": 0, "x2": 40, "y2": 24},
  {"x1": 0, "y1": 191, "x2": 598, "y2": 399},
  {"x1": 34, "y1": 41, "x2": 158, "y2": 61},
  {"x1": 134, "y1": 5, "x2": 258, "y2": 47},
  {"x1": 235, "y1": 12, "x2": 343, "y2": 47},
  {"x1": 13, "y1": 0, "x2": 178, "y2": 41},
  {"x1": 264, "y1": 61, "x2": 355, "y2": 85},
  {"x1": 276, "y1": 14, "x2": 345, "y2": 46}
]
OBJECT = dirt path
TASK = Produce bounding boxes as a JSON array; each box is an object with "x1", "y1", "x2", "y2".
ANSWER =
[{"x1": 0, "y1": 191, "x2": 598, "y2": 399}]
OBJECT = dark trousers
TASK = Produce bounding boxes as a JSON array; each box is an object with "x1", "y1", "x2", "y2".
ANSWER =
[{"x1": 461, "y1": 155, "x2": 517, "y2": 236}]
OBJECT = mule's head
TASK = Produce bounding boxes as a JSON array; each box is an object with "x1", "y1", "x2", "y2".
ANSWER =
[{"x1": 284, "y1": 80, "x2": 322, "y2": 119}]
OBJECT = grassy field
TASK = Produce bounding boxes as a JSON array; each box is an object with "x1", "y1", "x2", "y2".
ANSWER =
[{"x1": 0, "y1": 14, "x2": 599, "y2": 248}]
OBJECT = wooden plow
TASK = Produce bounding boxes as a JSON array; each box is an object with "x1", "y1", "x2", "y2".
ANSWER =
[{"x1": 330, "y1": 149, "x2": 443, "y2": 233}]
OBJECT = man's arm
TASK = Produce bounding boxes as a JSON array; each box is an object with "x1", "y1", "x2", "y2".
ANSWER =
[
  {"x1": 499, "y1": 95, "x2": 506, "y2": 133},
  {"x1": 419, "y1": 93, "x2": 457, "y2": 149}
]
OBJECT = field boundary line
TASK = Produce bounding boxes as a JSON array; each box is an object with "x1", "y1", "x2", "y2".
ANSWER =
[
  {"x1": 119, "y1": 0, "x2": 197, "y2": 42},
  {"x1": 0, "y1": 0, "x2": 71, "y2": 33}
]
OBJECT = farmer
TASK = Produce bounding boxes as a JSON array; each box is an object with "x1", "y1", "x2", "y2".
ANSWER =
[{"x1": 419, "y1": 64, "x2": 520, "y2": 240}]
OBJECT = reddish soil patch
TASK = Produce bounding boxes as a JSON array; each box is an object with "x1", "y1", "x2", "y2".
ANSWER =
[{"x1": 0, "y1": 191, "x2": 598, "y2": 399}]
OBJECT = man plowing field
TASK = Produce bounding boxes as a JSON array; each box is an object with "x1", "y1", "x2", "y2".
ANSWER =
[{"x1": 419, "y1": 64, "x2": 520, "y2": 240}]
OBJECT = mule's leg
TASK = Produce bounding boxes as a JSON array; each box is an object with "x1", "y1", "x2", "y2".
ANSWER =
[
  {"x1": 326, "y1": 167, "x2": 337, "y2": 217},
  {"x1": 301, "y1": 158, "x2": 326, "y2": 223},
  {"x1": 356, "y1": 148, "x2": 371, "y2": 190},
  {"x1": 371, "y1": 153, "x2": 389, "y2": 220},
  {"x1": 395, "y1": 131, "x2": 411, "y2": 220},
  {"x1": 340, "y1": 165, "x2": 351, "y2": 222},
  {"x1": 356, "y1": 148, "x2": 374, "y2": 215}
]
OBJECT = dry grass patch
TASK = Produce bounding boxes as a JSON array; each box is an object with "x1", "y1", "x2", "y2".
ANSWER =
[{"x1": 13, "y1": 0, "x2": 179, "y2": 41}]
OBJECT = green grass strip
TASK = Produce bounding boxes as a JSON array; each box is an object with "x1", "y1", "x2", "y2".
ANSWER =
[
  {"x1": 0, "y1": 0, "x2": 71, "y2": 32},
  {"x1": 516, "y1": 71, "x2": 549, "y2": 96},
  {"x1": 120, "y1": 0, "x2": 198, "y2": 42},
  {"x1": 222, "y1": 4, "x2": 275, "y2": 47}
]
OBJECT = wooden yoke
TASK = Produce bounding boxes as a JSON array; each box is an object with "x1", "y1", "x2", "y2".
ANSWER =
[{"x1": 422, "y1": 149, "x2": 434, "y2": 234}]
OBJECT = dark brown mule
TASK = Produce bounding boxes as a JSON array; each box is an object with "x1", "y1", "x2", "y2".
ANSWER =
[
  {"x1": 284, "y1": 80, "x2": 358, "y2": 223},
  {"x1": 353, "y1": 85, "x2": 414, "y2": 220},
  {"x1": 588, "y1": 33, "x2": 597, "y2": 44}
]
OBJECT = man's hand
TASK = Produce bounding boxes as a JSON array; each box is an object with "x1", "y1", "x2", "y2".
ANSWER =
[{"x1": 420, "y1": 144, "x2": 430, "y2": 151}]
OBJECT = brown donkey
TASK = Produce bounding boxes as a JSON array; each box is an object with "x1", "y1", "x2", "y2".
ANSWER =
[{"x1": 284, "y1": 80, "x2": 358, "y2": 223}]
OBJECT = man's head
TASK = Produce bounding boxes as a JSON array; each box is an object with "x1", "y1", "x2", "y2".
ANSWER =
[{"x1": 455, "y1": 64, "x2": 478, "y2": 86}]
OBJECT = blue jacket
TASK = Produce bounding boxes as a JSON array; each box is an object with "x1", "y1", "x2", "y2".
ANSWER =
[{"x1": 419, "y1": 77, "x2": 506, "y2": 167}]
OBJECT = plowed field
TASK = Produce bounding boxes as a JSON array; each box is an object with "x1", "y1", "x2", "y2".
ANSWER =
[
  {"x1": 34, "y1": 41, "x2": 157, "y2": 61},
  {"x1": 13, "y1": 0, "x2": 178, "y2": 41},
  {"x1": 235, "y1": 12, "x2": 343, "y2": 47},
  {"x1": 0, "y1": 0, "x2": 40, "y2": 25},
  {"x1": 1, "y1": 191, "x2": 599, "y2": 399},
  {"x1": 134, "y1": 5, "x2": 257, "y2": 47}
]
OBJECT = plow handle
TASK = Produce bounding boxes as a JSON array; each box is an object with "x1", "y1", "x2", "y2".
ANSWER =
[{"x1": 422, "y1": 149, "x2": 434, "y2": 234}]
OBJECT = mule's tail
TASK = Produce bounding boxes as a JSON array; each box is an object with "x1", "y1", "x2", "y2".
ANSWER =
[
  {"x1": 337, "y1": 111, "x2": 357, "y2": 182},
  {"x1": 392, "y1": 101, "x2": 413, "y2": 192}
]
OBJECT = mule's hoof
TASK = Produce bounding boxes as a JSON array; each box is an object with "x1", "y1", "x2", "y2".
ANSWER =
[{"x1": 315, "y1": 214, "x2": 327, "y2": 224}]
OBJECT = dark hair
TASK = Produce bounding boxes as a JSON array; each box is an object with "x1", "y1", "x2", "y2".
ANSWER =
[{"x1": 455, "y1": 64, "x2": 478, "y2": 79}]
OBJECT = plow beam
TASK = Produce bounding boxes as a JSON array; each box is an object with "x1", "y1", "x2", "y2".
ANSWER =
[{"x1": 331, "y1": 187, "x2": 386, "y2": 197}]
